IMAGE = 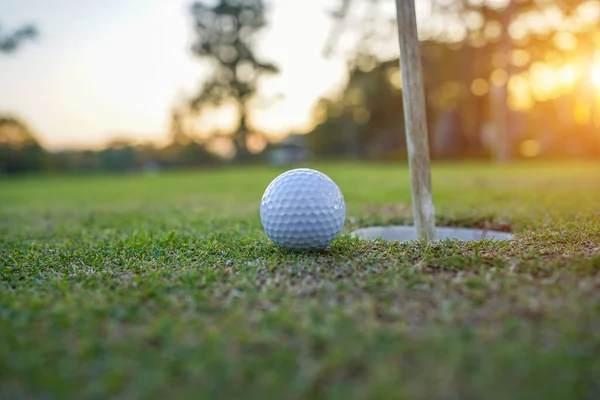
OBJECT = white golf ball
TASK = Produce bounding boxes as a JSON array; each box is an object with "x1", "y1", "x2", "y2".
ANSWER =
[{"x1": 260, "y1": 168, "x2": 346, "y2": 250}]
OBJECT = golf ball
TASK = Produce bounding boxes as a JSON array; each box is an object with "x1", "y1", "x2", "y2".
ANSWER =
[{"x1": 260, "y1": 168, "x2": 346, "y2": 250}]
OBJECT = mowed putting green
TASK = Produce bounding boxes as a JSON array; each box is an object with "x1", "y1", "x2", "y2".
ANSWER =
[{"x1": 1, "y1": 162, "x2": 599, "y2": 399}]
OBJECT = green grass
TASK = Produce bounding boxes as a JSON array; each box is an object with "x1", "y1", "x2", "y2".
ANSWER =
[{"x1": 1, "y1": 161, "x2": 599, "y2": 399}]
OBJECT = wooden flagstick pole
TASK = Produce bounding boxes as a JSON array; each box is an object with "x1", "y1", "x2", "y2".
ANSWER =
[{"x1": 394, "y1": 0, "x2": 436, "y2": 241}]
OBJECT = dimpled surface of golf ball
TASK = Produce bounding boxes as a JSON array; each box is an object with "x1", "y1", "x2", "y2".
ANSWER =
[{"x1": 260, "y1": 168, "x2": 346, "y2": 250}]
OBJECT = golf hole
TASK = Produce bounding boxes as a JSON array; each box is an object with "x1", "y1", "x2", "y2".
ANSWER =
[{"x1": 351, "y1": 225, "x2": 514, "y2": 242}]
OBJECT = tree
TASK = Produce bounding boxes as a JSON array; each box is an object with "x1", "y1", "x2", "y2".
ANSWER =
[
  {"x1": 326, "y1": 0, "x2": 600, "y2": 161},
  {"x1": 307, "y1": 59, "x2": 408, "y2": 159},
  {"x1": 1, "y1": 22, "x2": 42, "y2": 174},
  {"x1": 188, "y1": 0, "x2": 279, "y2": 160},
  {"x1": 97, "y1": 140, "x2": 137, "y2": 172},
  {"x1": 0, "y1": 115, "x2": 46, "y2": 174},
  {"x1": 430, "y1": 0, "x2": 599, "y2": 161},
  {"x1": 0, "y1": 22, "x2": 37, "y2": 54}
]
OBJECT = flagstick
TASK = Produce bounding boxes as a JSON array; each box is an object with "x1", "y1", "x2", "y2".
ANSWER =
[{"x1": 394, "y1": 0, "x2": 436, "y2": 241}]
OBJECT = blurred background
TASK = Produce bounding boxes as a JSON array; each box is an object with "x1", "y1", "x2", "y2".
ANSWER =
[{"x1": 1, "y1": 0, "x2": 599, "y2": 176}]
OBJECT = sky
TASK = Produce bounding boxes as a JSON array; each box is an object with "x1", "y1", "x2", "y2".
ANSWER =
[{"x1": 0, "y1": 0, "x2": 423, "y2": 150}]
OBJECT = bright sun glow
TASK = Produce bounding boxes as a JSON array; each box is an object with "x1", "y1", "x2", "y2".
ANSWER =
[
  {"x1": 591, "y1": 64, "x2": 600, "y2": 87},
  {"x1": 559, "y1": 65, "x2": 577, "y2": 86}
]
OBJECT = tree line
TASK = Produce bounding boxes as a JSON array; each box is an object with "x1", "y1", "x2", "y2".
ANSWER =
[{"x1": 2, "y1": 0, "x2": 600, "y2": 175}]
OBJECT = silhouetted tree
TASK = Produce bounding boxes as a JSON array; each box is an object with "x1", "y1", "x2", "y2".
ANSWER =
[
  {"x1": 0, "y1": 115, "x2": 46, "y2": 174},
  {"x1": 188, "y1": 0, "x2": 279, "y2": 160},
  {"x1": 430, "y1": 0, "x2": 599, "y2": 161},
  {"x1": 307, "y1": 59, "x2": 407, "y2": 159},
  {"x1": 1, "y1": 23, "x2": 42, "y2": 175},
  {"x1": 0, "y1": 22, "x2": 37, "y2": 53},
  {"x1": 97, "y1": 140, "x2": 138, "y2": 172},
  {"x1": 326, "y1": 0, "x2": 600, "y2": 161}
]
